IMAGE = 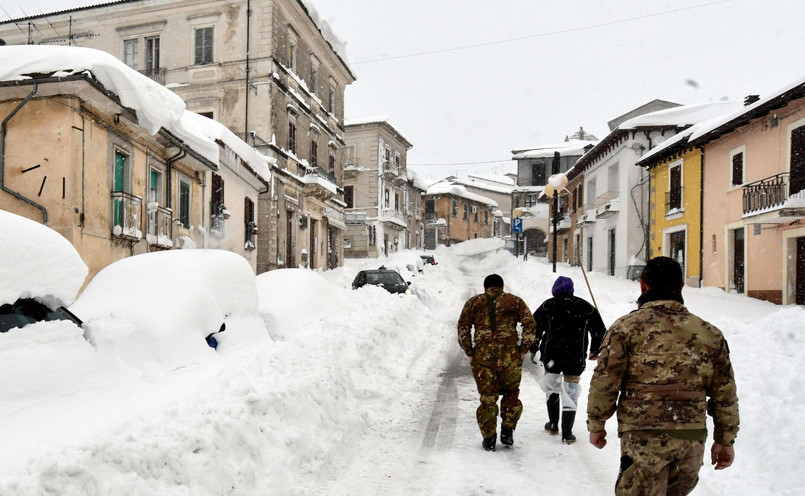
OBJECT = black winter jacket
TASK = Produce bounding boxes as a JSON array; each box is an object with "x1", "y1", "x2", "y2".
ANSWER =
[{"x1": 530, "y1": 293, "x2": 606, "y2": 376}]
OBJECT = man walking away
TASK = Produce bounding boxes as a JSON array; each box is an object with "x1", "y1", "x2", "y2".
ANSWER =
[
  {"x1": 531, "y1": 275, "x2": 606, "y2": 444},
  {"x1": 587, "y1": 256, "x2": 739, "y2": 495},
  {"x1": 458, "y1": 274, "x2": 536, "y2": 452}
]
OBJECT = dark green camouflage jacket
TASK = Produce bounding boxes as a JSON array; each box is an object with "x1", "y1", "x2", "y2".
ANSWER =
[
  {"x1": 457, "y1": 287, "x2": 537, "y2": 362},
  {"x1": 587, "y1": 300, "x2": 739, "y2": 445}
]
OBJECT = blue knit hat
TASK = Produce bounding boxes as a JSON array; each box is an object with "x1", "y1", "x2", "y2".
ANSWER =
[{"x1": 552, "y1": 276, "x2": 574, "y2": 296}]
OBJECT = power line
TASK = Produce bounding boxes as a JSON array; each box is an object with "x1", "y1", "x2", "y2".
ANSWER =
[
  {"x1": 353, "y1": 0, "x2": 733, "y2": 65},
  {"x1": 409, "y1": 159, "x2": 513, "y2": 167}
]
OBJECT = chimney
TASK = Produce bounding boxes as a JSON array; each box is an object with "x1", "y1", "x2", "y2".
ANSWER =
[{"x1": 744, "y1": 95, "x2": 760, "y2": 106}]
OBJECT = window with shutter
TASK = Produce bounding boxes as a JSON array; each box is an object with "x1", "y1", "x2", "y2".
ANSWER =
[
  {"x1": 179, "y1": 178, "x2": 191, "y2": 227},
  {"x1": 732, "y1": 151, "x2": 744, "y2": 186},
  {"x1": 195, "y1": 27, "x2": 213, "y2": 65}
]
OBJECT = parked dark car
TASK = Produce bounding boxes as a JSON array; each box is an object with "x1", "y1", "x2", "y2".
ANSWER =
[
  {"x1": 352, "y1": 267, "x2": 412, "y2": 295},
  {"x1": 0, "y1": 298, "x2": 83, "y2": 333},
  {"x1": 420, "y1": 254, "x2": 437, "y2": 266}
]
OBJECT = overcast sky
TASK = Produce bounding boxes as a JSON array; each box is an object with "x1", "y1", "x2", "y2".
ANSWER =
[{"x1": 4, "y1": 0, "x2": 804, "y2": 183}]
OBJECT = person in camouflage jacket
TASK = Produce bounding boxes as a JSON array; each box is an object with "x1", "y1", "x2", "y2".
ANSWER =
[
  {"x1": 458, "y1": 274, "x2": 536, "y2": 452},
  {"x1": 587, "y1": 257, "x2": 739, "y2": 496}
]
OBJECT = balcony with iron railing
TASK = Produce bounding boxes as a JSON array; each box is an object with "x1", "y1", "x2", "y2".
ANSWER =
[
  {"x1": 146, "y1": 204, "x2": 172, "y2": 248},
  {"x1": 743, "y1": 173, "x2": 790, "y2": 215},
  {"x1": 380, "y1": 207, "x2": 407, "y2": 227},
  {"x1": 742, "y1": 172, "x2": 805, "y2": 222},
  {"x1": 111, "y1": 191, "x2": 143, "y2": 241},
  {"x1": 303, "y1": 166, "x2": 339, "y2": 200},
  {"x1": 665, "y1": 186, "x2": 684, "y2": 214},
  {"x1": 140, "y1": 67, "x2": 166, "y2": 85}
]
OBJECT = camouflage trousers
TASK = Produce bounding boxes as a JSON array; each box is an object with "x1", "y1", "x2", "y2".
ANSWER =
[
  {"x1": 616, "y1": 431, "x2": 705, "y2": 496},
  {"x1": 470, "y1": 349, "x2": 524, "y2": 439}
]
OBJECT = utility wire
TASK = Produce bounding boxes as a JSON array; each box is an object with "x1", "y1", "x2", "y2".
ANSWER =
[
  {"x1": 409, "y1": 159, "x2": 513, "y2": 167},
  {"x1": 353, "y1": 0, "x2": 733, "y2": 65}
]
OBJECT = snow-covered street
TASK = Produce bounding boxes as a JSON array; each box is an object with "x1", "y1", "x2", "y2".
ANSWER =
[{"x1": 1, "y1": 238, "x2": 802, "y2": 495}]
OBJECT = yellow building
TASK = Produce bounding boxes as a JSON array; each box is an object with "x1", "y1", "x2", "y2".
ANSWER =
[{"x1": 640, "y1": 141, "x2": 704, "y2": 287}]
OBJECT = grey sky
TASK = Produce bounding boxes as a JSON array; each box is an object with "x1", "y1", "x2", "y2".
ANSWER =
[{"x1": 5, "y1": 0, "x2": 805, "y2": 182}]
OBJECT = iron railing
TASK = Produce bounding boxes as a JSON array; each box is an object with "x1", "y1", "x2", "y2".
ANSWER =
[
  {"x1": 665, "y1": 186, "x2": 684, "y2": 212},
  {"x1": 306, "y1": 165, "x2": 338, "y2": 185},
  {"x1": 743, "y1": 173, "x2": 789, "y2": 215},
  {"x1": 111, "y1": 191, "x2": 143, "y2": 240},
  {"x1": 147, "y1": 204, "x2": 172, "y2": 247},
  {"x1": 140, "y1": 67, "x2": 166, "y2": 85}
]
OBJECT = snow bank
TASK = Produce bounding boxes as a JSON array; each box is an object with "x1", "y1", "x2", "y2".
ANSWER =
[
  {"x1": 70, "y1": 249, "x2": 265, "y2": 369},
  {"x1": 0, "y1": 210, "x2": 88, "y2": 306}
]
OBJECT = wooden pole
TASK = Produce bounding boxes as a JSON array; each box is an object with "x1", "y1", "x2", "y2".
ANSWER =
[{"x1": 580, "y1": 260, "x2": 599, "y2": 313}]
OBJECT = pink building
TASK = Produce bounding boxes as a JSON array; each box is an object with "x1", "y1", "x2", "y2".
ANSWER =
[{"x1": 695, "y1": 82, "x2": 805, "y2": 304}]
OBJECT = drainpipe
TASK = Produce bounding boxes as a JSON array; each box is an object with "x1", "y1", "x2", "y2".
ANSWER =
[
  {"x1": 244, "y1": 0, "x2": 251, "y2": 136},
  {"x1": 699, "y1": 148, "x2": 705, "y2": 288},
  {"x1": 0, "y1": 84, "x2": 49, "y2": 224},
  {"x1": 165, "y1": 148, "x2": 186, "y2": 210}
]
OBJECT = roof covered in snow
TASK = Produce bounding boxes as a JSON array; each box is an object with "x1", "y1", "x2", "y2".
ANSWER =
[
  {"x1": 512, "y1": 139, "x2": 598, "y2": 160},
  {"x1": 0, "y1": 46, "x2": 271, "y2": 183},
  {"x1": 425, "y1": 181, "x2": 498, "y2": 207}
]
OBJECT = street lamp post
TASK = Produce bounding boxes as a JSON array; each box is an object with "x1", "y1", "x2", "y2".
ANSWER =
[{"x1": 545, "y1": 152, "x2": 568, "y2": 274}]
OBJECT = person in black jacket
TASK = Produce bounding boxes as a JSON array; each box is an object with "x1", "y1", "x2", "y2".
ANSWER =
[{"x1": 530, "y1": 276, "x2": 606, "y2": 444}]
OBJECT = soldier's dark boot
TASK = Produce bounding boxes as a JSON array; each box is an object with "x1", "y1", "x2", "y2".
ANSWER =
[
  {"x1": 545, "y1": 393, "x2": 560, "y2": 434},
  {"x1": 561, "y1": 410, "x2": 576, "y2": 444},
  {"x1": 500, "y1": 427, "x2": 514, "y2": 446},
  {"x1": 482, "y1": 436, "x2": 496, "y2": 452}
]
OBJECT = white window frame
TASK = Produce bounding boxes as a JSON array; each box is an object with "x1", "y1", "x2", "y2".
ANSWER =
[
  {"x1": 310, "y1": 55, "x2": 319, "y2": 95},
  {"x1": 729, "y1": 145, "x2": 746, "y2": 189},
  {"x1": 667, "y1": 158, "x2": 684, "y2": 215},
  {"x1": 288, "y1": 28, "x2": 298, "y2": 72},
  {"x1": 124, "y1": 39, "x2": 139, "y2": 70}
]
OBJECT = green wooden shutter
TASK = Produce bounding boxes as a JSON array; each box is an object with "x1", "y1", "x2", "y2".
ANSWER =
[{"x1": 180, "y1": 181, "x2": 190, "y2": 227}]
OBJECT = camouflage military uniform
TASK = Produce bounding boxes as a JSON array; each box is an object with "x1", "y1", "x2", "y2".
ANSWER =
[
  {"x1": 587, "y1": 299, "x2": 739, "y2": 495},
  {"x1": 458, "y1": 287, "x2": 536, "y2": 439}
]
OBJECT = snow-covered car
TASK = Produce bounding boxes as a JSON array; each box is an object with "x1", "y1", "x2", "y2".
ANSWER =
[
  {"x1": 419, "y1": 254, "x2": 437, "y2": 266},
  {"x1": 386, "y1": 251, "x2": 424, "y2": 274},
  {"x1": 352, "y1": 267, "x2": 412, "y2": 295},
  {"x1": 69, "y1": 249, "x2": 270, "y2": 369},
  {"x1": 0, "y1": 210, "x2": 87, "y2": 333}
]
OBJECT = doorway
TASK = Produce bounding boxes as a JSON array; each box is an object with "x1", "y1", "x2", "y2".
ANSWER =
[
  {"x1": 733, "y1": 228, "x2": 745, "y2": 294},
  {"x1": 668, "y1": 230, "x2": 686, "y2": 276},
  {"x1": 608, "y1": 228, "x2": 616, "y2": 276},
  {"x1": 791, "y1": 125, "x2": 805, "y2": 196}
]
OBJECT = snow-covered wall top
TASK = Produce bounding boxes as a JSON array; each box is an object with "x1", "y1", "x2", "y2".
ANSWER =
[
  {"x1": 298, "y1": 0, "x2": 351, "y2": 72},
  {"x1": 512, "y1": 139, "x2": 598, "y2": 159},
  {"x1": 0, "y1": 210, "x2": 88, "y2": 306},
  {"x1": 0, "y1": 46, "x2": 271, "y2": 181},
  {"x1": 619, "y1": 100, "x2": 743, "y2": 130},
  {"x1": 688, "y1": 76, "x2": 805, "y2": 142},
  {"x1": 426, "y1": 182, "x2": 498, "y2": 208}
]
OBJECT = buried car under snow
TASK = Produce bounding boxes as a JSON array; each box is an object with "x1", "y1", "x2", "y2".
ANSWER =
[
  {"x1": 0, "y1": 210, "x2": 87, "y2": 333},
  {"x1": 352, "y1": 266, "x2": 412, "y2": 295},
  {"x1": 69, "y1": 249, "x2": 270, "y2": 368}
]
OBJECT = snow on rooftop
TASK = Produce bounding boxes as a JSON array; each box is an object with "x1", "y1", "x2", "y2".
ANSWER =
[
  {"x1": 178, "y1": 112, "x2": 273, "y2": 183},
  {"x1": 425, "y1": 182, "x2": 498, "y2": 207},
  {"x1": 298, "y1": 0, "x2": 352, "y2": 72},
  {"x1": 0, "y1": 210, "x2": 88, "y2": 307},
  {"x1": 688, "y1": 76, "x2": 805, "y2": 142},
  {"x1": 0, "y1": 46, "x2": 274, "y2": 177},
  {"x1": 512, "y1": 139, "x2": 598, "y2": 159},
  {"x1": 619, "y1": 100, "x2": 743, "y2": 130}
]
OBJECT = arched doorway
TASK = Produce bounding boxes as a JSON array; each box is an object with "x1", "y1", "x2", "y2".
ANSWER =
[{"x1": 524, "y1": 228, "x2": 548, "y2": 257}]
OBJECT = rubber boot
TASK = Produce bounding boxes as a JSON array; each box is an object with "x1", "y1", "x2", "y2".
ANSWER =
[
  {"x1": 545, "y1": 393, "x2": 560, "y2": 434},
  {"x1": 500, "y1": 427, "x2": 514, "y2": 446},
  {"x1": 561, "y1": 410, "x2": 576, "y2": 444},
  {"x1": 482, "y1": 436, "x2": 496, "y2": 452}
]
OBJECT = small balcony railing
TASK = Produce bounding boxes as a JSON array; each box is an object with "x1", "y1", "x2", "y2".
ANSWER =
[
  {"x1": 111, "y1": 191, "x2": 143, "y2": 241},
  {"x1": 307, "y1": 166, "x2": 338, "y2": 185},
  {"x1": 743, "y1": 173, "x2": 789, "y2": 215},
  {"x1": 140, "y1": 67, "x2": 166, "y2": 85},
  {"x1": 665, "y1": 187, "x2": 684, "y2": 212},
  {"x1": 147, "y1": 204, "x2": 172, "y2": 248},
  {"x1": 596, "y1": 190, "x2": 618, "y2": 208},
  {"x1": 380, "y1": 207, "x2": 407, "y2": 225}
]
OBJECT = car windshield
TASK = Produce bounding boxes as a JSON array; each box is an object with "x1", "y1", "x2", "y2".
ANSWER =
[
  {"x1": 0, "y1": 298, "x2": 83, "y2": 333},
  {"x1": 365, "y1": 272, "x2": 404, "y2": 286}
]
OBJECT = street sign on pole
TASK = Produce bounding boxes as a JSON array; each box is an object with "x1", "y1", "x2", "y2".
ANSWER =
[{"x1": 512, "y1": 218, "x2": 523, "y2": 233}]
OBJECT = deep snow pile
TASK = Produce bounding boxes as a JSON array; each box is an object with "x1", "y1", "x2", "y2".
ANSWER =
[{"x1": 0, "y1": 239, "x2": 802, "y2": 495}]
